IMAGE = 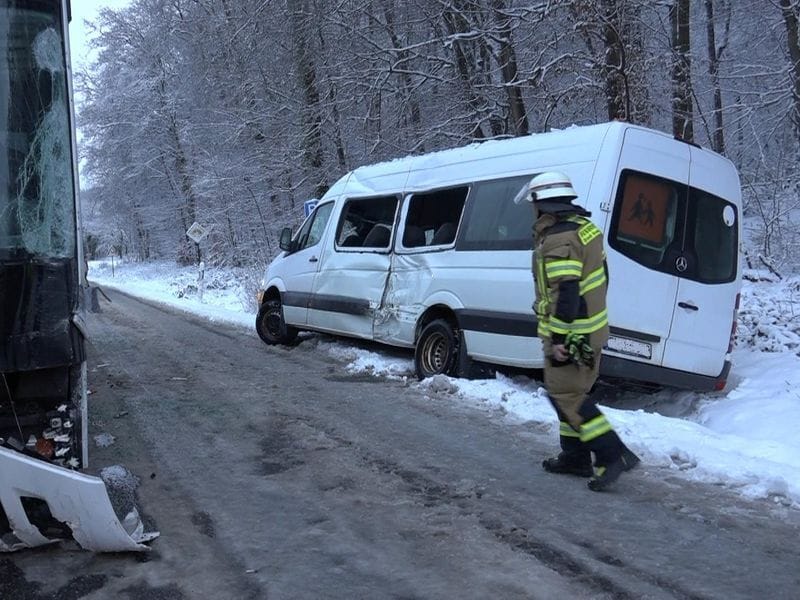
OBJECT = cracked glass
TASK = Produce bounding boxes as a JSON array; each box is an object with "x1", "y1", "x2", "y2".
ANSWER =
[{"x1": 0, "y1": 1, "x2": 76, "y2": 259}]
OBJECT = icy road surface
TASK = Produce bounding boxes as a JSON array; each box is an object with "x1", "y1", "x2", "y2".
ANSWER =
[{"x1": 3, "y1": 289, "x2": 799, "y2": 599}]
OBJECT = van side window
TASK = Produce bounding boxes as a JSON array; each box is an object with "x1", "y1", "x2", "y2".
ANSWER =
[
  {"x1": 335, "y1": 195, "x2": 398, "y2": 250},
  {"x1": 609, "y1": 170, "x2": 737, "y2": 284},
  {"x1": 459, "y1": 174, "x2": 535, "y2": 250},
  {"x1": 402, "y1": 186, "x2": 468, "y2": 248},
  {"x1": 297, "y1": 201, "x2": 334, "y2": 251}
]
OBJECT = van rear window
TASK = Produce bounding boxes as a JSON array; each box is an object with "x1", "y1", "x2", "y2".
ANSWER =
[
  {"x1": 609, "y1": 170, "x2": 737, "y2": 284},
  {"x1": 617, "y1": 174, "x2": 673, "y2": 246},
  {"x1": 690, "y1": 188, "x2": 738, "y2": 283}
]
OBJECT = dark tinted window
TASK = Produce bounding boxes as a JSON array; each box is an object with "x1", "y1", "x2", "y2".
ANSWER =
[
  {"x1": 335, "y1": 195, "x2": 398, "y2": 250},
  {"x1": 459, "y1": 175, "x2": 534, "y2": 250},
  {"x1": 401, "y1": 186, "x2": 468, "y2": 249},
  {"x1": 689, "y1": 188, "x2": 737, "y2": 283},
  {"x1": 609, "y1": 170, "x2": 737, "y2": 284}
]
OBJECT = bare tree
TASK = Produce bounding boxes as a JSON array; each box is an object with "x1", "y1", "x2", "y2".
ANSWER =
[
  {"x1": 779, "y1": 0, "x2": 800, "y2": 143},
  {"x1": 671, "y1": 0, "x2": 693, "y2": 140},
  {"x1": 704, "y1": 0, "x2": 729, "y2": 153},
  {"x1": 76, "y1": 0, "x2": 800, "y2": 271}
]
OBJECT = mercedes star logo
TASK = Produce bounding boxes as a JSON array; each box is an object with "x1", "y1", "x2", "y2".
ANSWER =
[{"x1": 675, "y1": 256, "x2": 688, "y2": 272}]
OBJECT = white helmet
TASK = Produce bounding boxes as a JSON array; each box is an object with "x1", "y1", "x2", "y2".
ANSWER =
[{"x1": 528, "y1": 171, "x2": 578, "y2": 204}]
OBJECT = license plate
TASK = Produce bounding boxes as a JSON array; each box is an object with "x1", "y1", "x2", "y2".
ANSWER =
[{"x1": 606, "y1": 335, "x2": 652, "y2": 359}]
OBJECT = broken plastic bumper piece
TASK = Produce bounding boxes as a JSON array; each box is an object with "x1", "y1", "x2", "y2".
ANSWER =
[{"x1": 0, "y1": 447, "x2": 158, "y2": 552}]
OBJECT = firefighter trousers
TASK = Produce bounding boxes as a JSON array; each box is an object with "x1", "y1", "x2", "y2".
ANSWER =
[{"x1": 543, "y1": 345, "x2": 625, "y2": 467}]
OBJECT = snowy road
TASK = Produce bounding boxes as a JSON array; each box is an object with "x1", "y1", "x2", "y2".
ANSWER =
[{"x1": 4, "y1": 289, "x2": 800, "y2": 599}]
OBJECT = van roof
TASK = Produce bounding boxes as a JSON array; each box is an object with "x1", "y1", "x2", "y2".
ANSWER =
[{"x1": 326, "y1": 121, "x2": 660, "y2": 199}]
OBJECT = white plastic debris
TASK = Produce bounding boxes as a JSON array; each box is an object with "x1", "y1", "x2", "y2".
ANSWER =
[{"x1": 0, "y1": 447, "x2": 159, "y2": 552}]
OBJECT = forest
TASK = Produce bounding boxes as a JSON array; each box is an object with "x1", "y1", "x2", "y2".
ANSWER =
[{"x1": 78, "y1": 0, "x2": 800, "y2": 273}]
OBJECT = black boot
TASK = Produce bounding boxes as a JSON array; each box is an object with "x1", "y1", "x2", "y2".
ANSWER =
[
  {"x1": 577, "y1": 409, "x2": 641, "y2": 491},
  {"x1": 542, "y1": 452, "x2": 593, "y2": 477},
  {"x1": 587, "y1": 444, "x2": 641, "y2": 492},
  {"x1": 621, "y1": 446, "x2": 641, "y2": 472},
  {"x1": 542, "y1": 425, "x2": 592, "y2": 477}
]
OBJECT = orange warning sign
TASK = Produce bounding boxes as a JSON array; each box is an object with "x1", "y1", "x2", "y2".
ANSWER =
[{"x1": 618, "y1": 175, "x2": 671, "y2": 245}]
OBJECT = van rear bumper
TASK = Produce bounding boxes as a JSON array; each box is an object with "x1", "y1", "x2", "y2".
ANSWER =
[{"x1": 600, "y1": 355, "x2": 731, "y2": 392}]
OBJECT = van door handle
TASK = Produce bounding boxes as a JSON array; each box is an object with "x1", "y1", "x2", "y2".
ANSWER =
[
  {"x1": 678, "y1": 301, "x2": 698, "y2": 311},
  {"x1": 308, "y1": 256, "x2": 318, "y2": 263}
]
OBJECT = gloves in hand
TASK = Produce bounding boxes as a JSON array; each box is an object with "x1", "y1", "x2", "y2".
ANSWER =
[{"x1": 565, "y1": 332, "x2": 595, "y2": 368}]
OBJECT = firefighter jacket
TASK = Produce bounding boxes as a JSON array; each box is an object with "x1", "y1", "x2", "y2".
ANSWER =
[{"x1": 532, "y1": 210, "x2": 609, "y2": 349}]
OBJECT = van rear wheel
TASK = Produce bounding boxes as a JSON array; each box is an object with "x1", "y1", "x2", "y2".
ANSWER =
[
  {"x1": 415, "y1": 319, "x2": 459, "y2": 380},
  {"x1": 256, "y1": 297, "x2": 298, "y2": 345}
]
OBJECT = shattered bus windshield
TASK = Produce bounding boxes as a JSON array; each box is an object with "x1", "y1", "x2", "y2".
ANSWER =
[{"x1": 0, "y1": 0, "x2": 76, "y2": 259}]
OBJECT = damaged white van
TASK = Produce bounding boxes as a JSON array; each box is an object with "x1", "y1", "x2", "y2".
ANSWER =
[{"x1": 256, "y1": 121, "x2": 741, "y2": 391}]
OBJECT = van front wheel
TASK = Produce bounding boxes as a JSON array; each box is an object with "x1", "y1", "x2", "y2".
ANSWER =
[
  {"x1": 256, "y1": 298, "x2": 298, "y2": 345},
  {"x1": 415, "y1": 319, "x2": 459, "y2": 380}
]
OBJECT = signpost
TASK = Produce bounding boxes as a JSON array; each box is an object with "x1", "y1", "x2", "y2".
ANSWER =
[
  {"x1": 303, "y1": 199, "x2": 318, "y2": 218},
  {"x1": 186, "y1": 222, "x2": 210, "y2": 303}
]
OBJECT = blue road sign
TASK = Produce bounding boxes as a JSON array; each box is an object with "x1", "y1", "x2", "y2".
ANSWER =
[{"x1": 303, "y1": 199, "x2": 319, "y2": 218}]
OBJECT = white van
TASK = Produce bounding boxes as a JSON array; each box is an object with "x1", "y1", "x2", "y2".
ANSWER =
[{"x1": 256, "y1": 121, "x2": 741, "y2": 391}]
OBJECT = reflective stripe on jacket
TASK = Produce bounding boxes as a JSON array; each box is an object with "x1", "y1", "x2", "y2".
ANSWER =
[{"x1": 532, "y1": 212, "x2": 609, "y2": 347}]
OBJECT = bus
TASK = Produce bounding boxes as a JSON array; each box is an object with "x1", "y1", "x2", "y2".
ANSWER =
[{"x1": 0, "y1": 0, "x2": 154, "y2": 552}]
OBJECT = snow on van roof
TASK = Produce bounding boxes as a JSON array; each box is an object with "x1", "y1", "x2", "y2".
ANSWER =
[{"x1": 330, "y1": 121, "x2": 633, "y2": 198}]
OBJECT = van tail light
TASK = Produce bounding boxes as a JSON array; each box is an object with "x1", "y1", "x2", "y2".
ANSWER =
[
  {"x1": 714, "y1": 379, "x2": 727, "y2": 391},
  {"x1": 727, "y1": 293, "x2": 741, "y2": 353}
]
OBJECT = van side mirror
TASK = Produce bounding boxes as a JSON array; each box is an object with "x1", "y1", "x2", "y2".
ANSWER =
[{"x1": 279, "y1": 227, "x2": 293, "y2": 252}]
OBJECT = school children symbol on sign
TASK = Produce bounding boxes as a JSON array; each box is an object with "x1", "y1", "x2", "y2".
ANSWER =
[
  {"x1": 628, "y1": 193, "x2": 655, "y2": 227},
  {"x1": 618, "y1": 175, "x2": 669, "y2": 245}
]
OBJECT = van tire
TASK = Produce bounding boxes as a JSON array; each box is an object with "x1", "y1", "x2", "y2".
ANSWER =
[
  {"x1": 415, "y1": 319, "x2": 459, "y2": 380},
  {"x1": 256, "y1": 298, "x2": 298, "y2": 345}
]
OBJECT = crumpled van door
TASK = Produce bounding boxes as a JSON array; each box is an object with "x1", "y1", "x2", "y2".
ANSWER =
[{"x1": 307, "y1": 196, "x2": 398, "y2": 338}]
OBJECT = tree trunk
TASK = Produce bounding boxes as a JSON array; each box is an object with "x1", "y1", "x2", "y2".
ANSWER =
[
  {"x1": 705, "y1": 0, "x2": 726, "y2": 153},
  {"x1": 491, "y1": 0, "x2": 529, "y2": 135},
  {"x1": 601, "y1": 0, "x2": 627, "y2": 120},
  {"x1": 441, "y1": 3, "x2": 487, "y2": 140},
  {"x1": 779, "y1": 0, "x2": 800, "y2": 142},
  {"x1": 289, "y1": 0, "x2": 327, "y2": 199},
  {"x1": 671, "y1": 0, "x2": 694, "y2": 141},
  {"x1": 382, "y1": 2, "x2": 424, "y2": 147}
]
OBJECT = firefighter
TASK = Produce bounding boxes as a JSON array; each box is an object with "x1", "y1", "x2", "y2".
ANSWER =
[{"x1": 527, "y1": 171, "x2": 640, "y2": 491}]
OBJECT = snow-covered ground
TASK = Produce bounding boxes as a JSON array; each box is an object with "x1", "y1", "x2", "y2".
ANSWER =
[{"x1": 88, "y1": 259, "x2": 800, "y2": 508}]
